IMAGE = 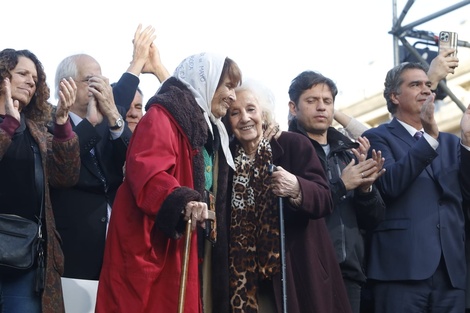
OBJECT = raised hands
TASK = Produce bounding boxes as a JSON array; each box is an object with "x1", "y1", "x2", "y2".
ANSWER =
[
  {"x1": 342, "y1": 136, "x2": 385, "y2": 192},
  {"x1": 86, "y1": 95, "x2": 103, "y2": 127},
  {"x1": 128, "y1": 24, "x2": 170, "y2": 82},
  {"x1": 55, "y1": 78, "x2": 77, "y2": 125},
  {"x1": 143, "y1": 41, "x2": 170, "y2": 82},
  {"x1": 354, "y1": 136, "x2": 370, "y2": 156},
  {"x1": 87, "y1": 75, "x2": 121, "y2": 127},
  {"x1": 355, "y1": 148, "x2": 385, "y2": 193},
  {"x1": 420, "y1": 93, "x2": 439, "y2": 139},
  {"x1": 127, "y1": 24, "x2": 156, "y2": 76},
  {"x1": 2, "y1": 78, "x2": 20, "y2": 122},
  {"x1": 427, "y1": 48, "x2": 459, "y2": 89}
]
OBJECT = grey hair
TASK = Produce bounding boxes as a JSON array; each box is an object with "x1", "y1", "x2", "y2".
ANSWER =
[
  {"x1": 235, "y1": 78, "x2": 276, "y2": 125},
  {"x1": 54, "y1": 54, "x2": 97, "y2": 99},
  {"x1": 383, "y1": 62, "x2": 428, "y2": 114}
]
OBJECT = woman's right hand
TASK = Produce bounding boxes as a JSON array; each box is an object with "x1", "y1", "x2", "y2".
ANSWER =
[
  {"x1": 3, "y1": 78, "x2": 20, "y2": 122},
  {"x1": 55, "y1": 77, "x2": 77, "y2": 125},
  {"x1": 183, "y1": 201, "x2": 208, "y2": 231}
]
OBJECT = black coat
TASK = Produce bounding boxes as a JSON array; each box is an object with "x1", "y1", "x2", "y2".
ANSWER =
[
  {"x1": 50, "y1": 106, "x2": 132, "y2": 280},
  {"x1": 289, "y1": 120, "x2": 385, "y2": 283}
]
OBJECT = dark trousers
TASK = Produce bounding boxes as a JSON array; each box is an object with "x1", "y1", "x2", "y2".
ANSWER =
[
  {"x1": 344, "y1": 278, "x2": 362, "y2": 313},
  {"x1": 372, "y1": 258, "x2": 465, "y2": 313}
]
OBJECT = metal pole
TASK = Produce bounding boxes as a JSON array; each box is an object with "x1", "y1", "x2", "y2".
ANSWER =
[
  {"x1": 399, "y1": 1, "x2": 470, "y2": 33},
  {"x1": 278, "y1": 196, "x2": 288, "y2": 313},
  {"x1": 391, "y1": 0, "x2": 413, "y2": 66},
  {"x1": 268, "y1": 164, "x2": 287, "y2": 313}
]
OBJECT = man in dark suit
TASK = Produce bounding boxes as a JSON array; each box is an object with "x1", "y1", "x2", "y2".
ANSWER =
[
  {"x1": 50, "y1": 53, "x2": 132, "y2": 280},
  {"x1": 363, "y1": 61, "x2": 470, "y2": 312}
]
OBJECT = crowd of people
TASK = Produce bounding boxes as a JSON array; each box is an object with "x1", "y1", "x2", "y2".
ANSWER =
[{"x1": 1, "y1": 23, "x2": 470, "y2": 313}]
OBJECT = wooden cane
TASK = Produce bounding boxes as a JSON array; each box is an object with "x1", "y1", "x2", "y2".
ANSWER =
[{"x1": 178, "y1": 217, "x2": 192, "y2": 313}]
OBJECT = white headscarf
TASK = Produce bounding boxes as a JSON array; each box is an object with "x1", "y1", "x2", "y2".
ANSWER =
[{"x1": 174, "y1": 52, "x2": 235, "y2": 170}]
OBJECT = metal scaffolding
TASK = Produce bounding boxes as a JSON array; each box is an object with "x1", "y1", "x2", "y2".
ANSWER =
[{"x1": 390, "y1": 0, "x2": 470, "y2": 111}]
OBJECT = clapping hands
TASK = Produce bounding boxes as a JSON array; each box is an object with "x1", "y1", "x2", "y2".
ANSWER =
[
  {"x1": 55, "y1": 77, "x2": 76, "y2": 125},
  {"x1": 2, "y1": 78, "x2": 20, "y2": 122}
]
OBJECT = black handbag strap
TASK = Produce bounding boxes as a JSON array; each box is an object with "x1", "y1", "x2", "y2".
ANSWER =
[
  {"x1": 31, "y1": 143, "x2": 44, "y2": 223},
  {"x1": 31, "y1": 141, "x2": 46, "y2": 294}
]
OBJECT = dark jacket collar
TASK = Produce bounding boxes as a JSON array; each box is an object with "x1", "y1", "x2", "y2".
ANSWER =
[{"x1": 288, "y1": 118, "x2": 358, "y2": 155}]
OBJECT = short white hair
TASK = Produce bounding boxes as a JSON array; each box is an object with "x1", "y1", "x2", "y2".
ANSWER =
[{"x1": 235, "y1": 78, "x2": 276, "y2": 125}]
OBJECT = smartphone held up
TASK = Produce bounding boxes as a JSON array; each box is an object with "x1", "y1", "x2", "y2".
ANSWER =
[{"x1": 438, "y1": 31, "x2": 458, "y2": 57}]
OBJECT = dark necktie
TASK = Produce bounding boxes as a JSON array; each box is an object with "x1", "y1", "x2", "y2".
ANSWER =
[{"x1": 414, "y1": 131, "x2": 423, "y2": 140}]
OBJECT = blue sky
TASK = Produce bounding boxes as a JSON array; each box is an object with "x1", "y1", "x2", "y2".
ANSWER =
[{"x1": 3, "y1": 0, "x2": 470, "y2": 129}]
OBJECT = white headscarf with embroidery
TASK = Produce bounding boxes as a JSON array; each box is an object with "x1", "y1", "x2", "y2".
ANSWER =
[{"x1": 174, "y1": 52, "x2": 235, "y2": 170}]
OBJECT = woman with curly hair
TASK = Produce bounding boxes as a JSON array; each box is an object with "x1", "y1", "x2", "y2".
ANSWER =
[{"x1": 0, "y1": 48, "x2": 80, "y2": 313}]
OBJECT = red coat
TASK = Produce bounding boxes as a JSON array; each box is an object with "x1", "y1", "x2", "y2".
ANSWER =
[{"x1": 96, "y1": 79, "x2": 208, "y2": 313}]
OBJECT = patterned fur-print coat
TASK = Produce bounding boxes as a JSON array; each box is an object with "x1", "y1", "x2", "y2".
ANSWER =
[
  {"x1": 0, "y1": 114, "x2": 80, "y2": 313},
  {"x1": 225, "y1": 132, "x2": 352, "y2": 313}
]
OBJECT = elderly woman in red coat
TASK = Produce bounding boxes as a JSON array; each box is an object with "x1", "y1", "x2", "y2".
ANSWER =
[
  {"x1": 95, "y1": 52, "x2": 242, "y2": 313},
  {"x1": 224, "y1": 79, "x2": 352, "y2": 313}
]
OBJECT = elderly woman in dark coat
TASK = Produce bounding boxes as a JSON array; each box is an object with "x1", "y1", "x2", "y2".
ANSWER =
[
  {"x1": 224, "y1": 79, "x2": 352, "y2": 313},
  {"x1": 0, "y1": 48, "x2": 80, "y2": 313}
]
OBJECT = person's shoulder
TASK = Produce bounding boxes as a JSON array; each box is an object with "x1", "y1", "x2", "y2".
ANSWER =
[
  {"x1": 278, "y1": 131, "x2": 317, "y2": 156},
  {"x1": 363, "y1": 121, "x2": 390, "y2": 136},
  {"x1": 279, "y1": 131, "x2": 311, "y2": 145},
  {"x1": 142, "y1": 104, "x2": 169, "y2": 120},
  {"x1": 439, "y1": 131, "x2": 460, "y2": 143}
]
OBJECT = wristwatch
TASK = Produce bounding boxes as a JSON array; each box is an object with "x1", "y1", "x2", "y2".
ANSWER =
[{"x1": 109, "y1": 115, "x2": 124, "y2": 130}]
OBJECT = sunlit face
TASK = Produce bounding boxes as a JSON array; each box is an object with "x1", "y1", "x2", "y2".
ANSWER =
[
  {"x1": 289, "y1": 83, "x2": 334, "y2": 137},
  {"x1": 392, "y1": 68, "x2": 432, "y2": 119},
  {"x1": 72, "y1": 55, "x2": 101, "y2": 116},
  {"x1": 229, "y1": 89, "x2": 263, "y2": 146},
  {"x1": 211, "y1": 75, "x2": 236, "y2": 118},
  {"x1": 9, "y1": 56, "x2": 37, "y2": 108},
  {"x1": 125, "y1": 90, "x2": 143, "y2": 132}
]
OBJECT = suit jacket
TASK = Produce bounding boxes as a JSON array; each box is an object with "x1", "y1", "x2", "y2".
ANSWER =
[
  {"x1": 51, "y1": 106, "x2": 132, "y2": 280},
  {"x1": 112, "y1": 72, "x2": 140, "y2": 112},
  {"x1": 363, "y1": 118, "x2": 470, "y2": 289}
]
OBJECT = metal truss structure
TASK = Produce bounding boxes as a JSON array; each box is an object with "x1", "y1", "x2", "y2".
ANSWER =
[{"x1": 390, "y1": 0, "x2": 470, "y2": 111}]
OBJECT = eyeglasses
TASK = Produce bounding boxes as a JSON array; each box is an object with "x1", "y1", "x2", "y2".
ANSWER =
[{"x1": 73, "y1": 76, "x2": 92, "y2": 85}]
